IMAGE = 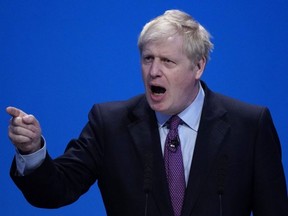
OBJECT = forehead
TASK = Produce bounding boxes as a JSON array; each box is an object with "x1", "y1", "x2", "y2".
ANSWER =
[{"x1": 142, "y1": 34, "x2": 185, "y2": 55}]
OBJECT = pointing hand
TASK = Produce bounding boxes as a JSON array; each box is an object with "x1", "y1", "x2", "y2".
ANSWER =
[{"x1": 6, "y1": 107, "x2": 42, "y2": 154}]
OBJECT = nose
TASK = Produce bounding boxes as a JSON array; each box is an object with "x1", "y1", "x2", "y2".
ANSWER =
[{"x1": 149, "y1": 59, "x2": 162, "y2": 78}]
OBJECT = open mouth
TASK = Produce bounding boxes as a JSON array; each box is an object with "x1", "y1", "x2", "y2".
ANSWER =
[{"x1": 151, "y1": 85, "x2": 166, "y2": 94}]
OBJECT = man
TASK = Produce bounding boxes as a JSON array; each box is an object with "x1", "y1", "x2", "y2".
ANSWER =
[{"x1": 7, "y1": 9, "x2": 288, "y2": 216}]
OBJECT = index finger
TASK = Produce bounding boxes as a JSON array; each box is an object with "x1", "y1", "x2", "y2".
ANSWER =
[{"x1": 6, "y1": 106, "x2": 28, "y2": 118}]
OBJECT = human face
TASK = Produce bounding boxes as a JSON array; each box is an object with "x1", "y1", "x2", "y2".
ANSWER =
[{"x1": 141, "y1": 34, "x2": 206, "y2": 115}]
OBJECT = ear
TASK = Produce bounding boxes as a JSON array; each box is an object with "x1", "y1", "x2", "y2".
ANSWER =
[{"x1": 194, "y1": 57, "x2": 206, "y2": 80}]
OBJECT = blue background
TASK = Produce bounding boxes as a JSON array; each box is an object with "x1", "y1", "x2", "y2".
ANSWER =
[{"x1": 1, "y1": 0, "x2": 287, "y2": 215}]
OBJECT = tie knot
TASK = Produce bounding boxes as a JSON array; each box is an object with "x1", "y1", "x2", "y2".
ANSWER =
[{"x1": 167, "y1": 115, "x2": 182, "y2": 130}]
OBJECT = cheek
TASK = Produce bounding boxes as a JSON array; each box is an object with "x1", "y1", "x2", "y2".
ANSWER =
[
  {"x1": 170, "y1": 76, "x2": 196, "y2": 99},
  {"x1": 141, "y1": 68, "x2": 147, "y2": 81},
  {"x1": 141, "y1": 65, "x2": 149, "y2": 77},
  {"x1": 172, "y1": 73, "x2": 195, "y2": 89}
]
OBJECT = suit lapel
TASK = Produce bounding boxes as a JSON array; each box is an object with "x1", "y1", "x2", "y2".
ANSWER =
[
  {"x1": 127, "y1": 97, "x2": 173, "y2": 216},
  {"x1": 181, "y1": 83, "x2": 231, "y2": 216}
]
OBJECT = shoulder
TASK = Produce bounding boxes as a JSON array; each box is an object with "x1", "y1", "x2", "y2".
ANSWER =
[
  {"x1": 88, "y1": 94, "x2": 151, "y2": 121},
  {"x1": 214, "y1": 92, "x2": 265, "y2": 113},
  {"x1": 201, "y1": 81, "x2": 269, "y2": 121},
  {"x1": 92, "y1": 94, "x2": 146, "y2": 111}
]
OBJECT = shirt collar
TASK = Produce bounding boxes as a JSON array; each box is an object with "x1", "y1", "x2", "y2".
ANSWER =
[{"x1": 156, "y1": 82, "x2": 205, "y2": 132}]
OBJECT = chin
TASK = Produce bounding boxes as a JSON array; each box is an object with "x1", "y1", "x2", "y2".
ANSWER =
[
  {"x1": 146, "y1": 94, "x2": 173, "y2": 114},
  {"x1": 148, "y1": 102, "x2": 164, "y2": 112}
]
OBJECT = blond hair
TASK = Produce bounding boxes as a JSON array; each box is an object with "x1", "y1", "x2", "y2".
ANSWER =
[{"x1": 138, "y1": 9, "x2": 214, "y2": 63}]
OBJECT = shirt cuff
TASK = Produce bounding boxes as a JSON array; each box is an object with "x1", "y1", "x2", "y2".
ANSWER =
[{"x1": 15, "y1": 137, "x2": 47, "y2": 176}]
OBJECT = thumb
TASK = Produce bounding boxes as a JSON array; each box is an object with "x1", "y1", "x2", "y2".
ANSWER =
[{"x1": 6, "y1": 106, "x2": 28, "y2": 118}]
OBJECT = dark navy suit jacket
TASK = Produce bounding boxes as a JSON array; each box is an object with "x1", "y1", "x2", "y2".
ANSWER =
[{"x1": 11, "y1": 81, "x2": 288, "y2": 216}]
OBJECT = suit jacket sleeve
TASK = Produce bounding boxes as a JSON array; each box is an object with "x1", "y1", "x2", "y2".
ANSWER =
[{"x1": 10, "y1": 104, "x2": 104, "y2": 208}]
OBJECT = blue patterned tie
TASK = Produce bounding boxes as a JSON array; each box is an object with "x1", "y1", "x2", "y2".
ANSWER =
[{"x1": 164, "y1": 115, "x2": 185, "y2": 216}]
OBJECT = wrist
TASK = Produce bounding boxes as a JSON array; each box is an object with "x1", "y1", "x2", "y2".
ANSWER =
[{"x1": 18, "y1": 138, "x2": 44, "y2": 155}]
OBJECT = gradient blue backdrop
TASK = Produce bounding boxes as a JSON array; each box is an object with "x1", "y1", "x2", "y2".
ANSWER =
[{"x1": 1, "y1": 0, "x2": 287, "y2": 215}]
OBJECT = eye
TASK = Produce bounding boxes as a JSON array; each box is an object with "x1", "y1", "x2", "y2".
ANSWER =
[
  {"x1": 162, "y1": 58, "x2": 176, "y2": 66},
  {"x1": 162, "y1": 58, "x2": 172, "y2": 63},
  {"x1": 142, "y1": 55, "x2": 154, "y2": 64}
]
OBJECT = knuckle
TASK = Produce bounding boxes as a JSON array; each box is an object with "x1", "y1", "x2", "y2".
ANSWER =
[
  {"x1": 28, "y1": 114, "x2": 35, "y2": 118},
  {"x1": 13, "y1": 126, "x2": 22, "y2": 135},
  {"x1": 12, "y1": 117, "x2": 22, "y2": 126}
]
